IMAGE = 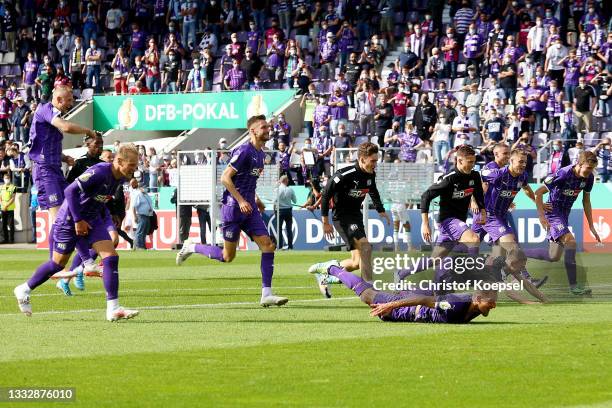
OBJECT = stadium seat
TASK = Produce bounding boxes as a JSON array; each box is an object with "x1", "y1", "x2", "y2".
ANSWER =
[
  {"x1": 481, "y1": 77, "x2": 492, "y2": 90},
  {"x1": 504, "y1": 105, "x2": 515, "y2": 115},
  {"x1": 80, "y1": 88, "x2": 94, "y2": 100},
  {"x1": 455, "y1": 91, "x2": 465, "y2": 104},
  {"x1": 535, "y1": 132, "x2": 548, "y2": 146},
  {"x1": 3, "y1": 52, "x2": 15, "y2": 64},
  {"x1": 450, "y1": 78, "x2": 463, "y2": 91},
  {"x1": 583, "y1": 132, "x2": 599, "y2": 147},
  {"x1": 406, "y1": 106, "x2": 416, "y2": 121},
  {"x1": 421, "y1": 79, "x2": 434, "y2": 91}
]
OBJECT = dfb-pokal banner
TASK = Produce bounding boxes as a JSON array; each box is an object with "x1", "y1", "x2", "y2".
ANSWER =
[{"x1": 93, "y1": 90, "x2": 296, "y2": 131}]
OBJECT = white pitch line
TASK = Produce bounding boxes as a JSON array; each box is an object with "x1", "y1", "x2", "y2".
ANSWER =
[
  {"x1": 0, "y1": 286, "x2": 315, "y2": 298},
  {"x1": 0, "y1": 296, "x2": 359, "y2": 317}
]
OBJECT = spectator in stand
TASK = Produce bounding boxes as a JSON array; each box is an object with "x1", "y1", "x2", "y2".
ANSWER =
[
  {"x1": 85, "y1": 39, "x2": 102, "y2": 93},
  {"x1": 591, "y1": 138, "x2": 611, "y2": 183},
  {"x1": 185, "y1": 59, "x2": 206, "y2": 93},
  {"x1": 328, "y1": 87, "x2": 349, "y2": 136},
  {"x1": 547, "y1": 139, "x2": 570, "y2": 176},
  {"x1": 0, "y1": 88, "x2": 12, "y2": 141},
  {"x1": 22, "y1": 53, "x2": 38, "y2": 102},
  {"x1": 162, "y1": 50, "x2": 182, "y2": 93},
  {"x1": 129, "y1": 80, "x2": 151, "y2": 94},
  {"x1": 144, "y1": 38, "x2": 161, "y2": 92},
  {"x1": 441, "y1": 27, "x2": 459, "y2": 79},
  {"x1": 413, "y1": 93, "x2": 437, "y2": 142},
  {"x1": 1, "y1": 172, "x2": 16, "y2": 244},
  {"x1": 574, "y1": 76, "x2": 596, "y2": 135},
  {"x1": 112, "y1": 47, "x2": 130, "y2": 95},
  {"x1": 224, "y1": 58, "x2": 247, "y2": 91},
  {"x1": 355, "y1": 82, "x2": 377, "y2": 139},
  {"x1": 10, "y1": 96, "x2": 30, "y2": 144},
  {"x1": 267, "y1": 33, "x2": 286, "y2": 84},
  {"x1": 35, "y1": 63, "x2": 55, "y2": 103}
]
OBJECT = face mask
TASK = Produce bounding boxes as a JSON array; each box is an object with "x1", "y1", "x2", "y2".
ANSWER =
[
  {"x1": 551, "y1": 87, "x2": 557, "y2": 91},
  {"x1": 319, "y1": 98, "x2": 325, "y2": 104},
  {"x1": 169, "y1": 55, "x2": 176, "y2": 60},
  {"x1": 512, "y1": 1, "x2": 518, "y2": 6},
  {"x1": 210, "y1": 0, "x2": 215, "y2": 5},
  {"x1": 460, "y1": 139, "x2": 468, "y2": 145},
  {"x1": 169, "y1": 27, "x2": 175, "y2": 32},
  {"x1": 526, "y1": 3, "x2": 532, "y2": 9},
  {"x1": 580, "y1": 83, "x2": 585, "y2": 88},
  {"x1": 220, "y1": 143, "x2": 227, "y2": 148},
  {"x1": 469, "y1": 29, "x2": 476, "y2": 34},
  {"x1": 546, "y1": 12, "x2": 552, "y2": 18},
  {"x1": 65, "y1": 31, "x2": 70, "y2": 36},
  {"x1": 3, "y1": 178, "x2": 9, "y2": 184},
  {"x1": 565, "y1": 108, "x2": 572, "y2": 113},
  {"x1": 553, "y1": 145, "x2": 561, "y2": 151},
  {"x1": 536, "y1": 21, "x2": 542, "y2": 27},
  {"x1": 494, "y1": 23, "x2": 500, "y2": 29},
  {"x1": 194, "y1": 64, "x2": 200, "y2": 68},
  {"x1": 556, "y1": 43, "x2": 562, "y2": 49},
  {"x1": 320, "y1": 131, "x2": 327, "y2": 137},
  {"x1": 425, "y1": 15, "x2": 431, "y2": 21},
  {"x1": 447, "y1": 33, "x2": 453, "y2": 38},
  {"x1": 305, "y1": 143, "x2": 312, "y2": 149}
]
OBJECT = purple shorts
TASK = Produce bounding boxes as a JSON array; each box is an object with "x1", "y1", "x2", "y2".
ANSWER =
[
  {"x1": 51, "y1": 214, "x2": 112, "y2": 254},
  {"x1": 545, "y1": 212, "x2": 571, "y2": 242},
  {"x1": 472, "y1": 212, "x2": 514, "y2": 243},
  {"x1": 220, "y1": 204, "x2": 269, "y2": 242},
  {"x1": 436, "y1": 218, "x2": 469, "y2": 244},
  {"x1": 102, "y1": 212, "x2": 117, "y2": 233},
  {"x1": 32, "y1": 163, "x2": 67, "y2": 210}
]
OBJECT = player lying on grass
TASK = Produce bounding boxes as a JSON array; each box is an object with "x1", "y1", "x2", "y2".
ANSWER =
[
  {"x1": 529, "y1": 151, "x2": 601, "y2": 295},
  {"x1": 176, "y1": 115, "x2": 288, "y2": 307},
  {"x1": 308, "y1": 142, "x2": 390, "y2": 298},
  {"x1": 471, "y1": 146, "x2": 549, "y2": 288},
  {"x1": 310, "y1": 260, "x2": 499, "y2": 323},
  {"x1": 13, "y1": 144, "x2": 140, "y2": 321}
]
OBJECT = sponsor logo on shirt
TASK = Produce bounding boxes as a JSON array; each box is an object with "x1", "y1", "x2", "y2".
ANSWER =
[
  {"x1": 250, "y1": 168, "x2": 263, "y2": 177},
  {"x1": 562, "y1": 189, "x2": 582, "y2": 197},
  {"x1": 348, "y1": 188, "x2": 369, "y2": 198},
  {"x1": 94, "y1": 194, "x2": 113, "y2": 203},
  {"x1": 452, "y1": 188, "x2": 474, "y2": 199},
  {"x1": 499, "y1": 190, "x2": 519, "y2": 198}
]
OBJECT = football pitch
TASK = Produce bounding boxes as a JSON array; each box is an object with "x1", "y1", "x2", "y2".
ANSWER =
[{"x1": 1, "y1": 249, "x2": 611, "y2": 407}]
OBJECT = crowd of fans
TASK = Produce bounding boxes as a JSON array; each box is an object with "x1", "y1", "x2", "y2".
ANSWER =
[{"x1": 0, "y1": 0, "x2": 610, "y2": 243}]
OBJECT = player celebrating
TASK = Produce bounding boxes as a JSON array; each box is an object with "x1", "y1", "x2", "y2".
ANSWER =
[
  {"x1": 308, "y1": 142, "x2": 390, "y2": 298},
  {"x1": 176, "y1": 115, "x2": 288, "y2": 307},
  {"x1": 14, "y1": 144, "x2": 140, "y2": 321},
  {"x1": 395, "y1": 145, "x2": 486, "y2": 282},
  {"x1": 531, "y1": 151, "x2": 601, "y2": 295},
  {"x1": 472, "y1": 147, "x2": 548, "y2": 287},
  {"x1": 28, "y1": 85, "x2": 98, "y2": 224}
]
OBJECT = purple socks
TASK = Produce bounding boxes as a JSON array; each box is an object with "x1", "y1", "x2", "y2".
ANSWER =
[
  {"x1": 102, "y1": 256, "x2": 119, "y2": 301},
  {"x1": 329, "y1": 265, "x2": 372, "y2": 296},
  {"x1": 261, "y1": 252, "x2": 274, "y2": 288},
  {"x1": 27, "y1": 260, "x2": 65, "y2": 290},
  {"x1": 194, "y1": 244, "x2": 225, "y2": 262},
  {"x1": 564, "y1": 248, "x2": 577, "y2": 286}
]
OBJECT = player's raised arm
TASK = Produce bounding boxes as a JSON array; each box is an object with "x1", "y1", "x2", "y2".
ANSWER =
[{"x1": 369, "y1": 294, "x2": 436, "y2": 317}]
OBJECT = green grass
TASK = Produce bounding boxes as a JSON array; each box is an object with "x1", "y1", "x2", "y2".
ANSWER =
[{"x1": 0, "y1": 250, "x2": 611, "y2": 407}]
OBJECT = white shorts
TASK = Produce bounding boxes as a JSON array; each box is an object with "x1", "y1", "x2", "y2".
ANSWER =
[{"x1": 391, "y1": 203, "x2": 408, "y2": 224}]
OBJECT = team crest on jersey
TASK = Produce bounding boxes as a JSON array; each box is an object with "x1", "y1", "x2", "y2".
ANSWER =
[
  {"x1": 544, "y1": 176, "x2": 554, "y2": 184},
  {"x1": 367, "y1": 179, "x2": 372, "y2": 186},
  {"x1": 517, "y1": 181, "x2": 523, "y2": 188},
  {"x1": 580, "y1": 182, "x2": 586, "y2": 188},
  {"x1": 79, "y1": 171, "x2": 94, "y2": 182},
  {"x1": 350, "y1": 224, "x2": 358, "y2": 231},
  {"x1": 469, "y1": 180, "x2": 474, "y2": 186}
]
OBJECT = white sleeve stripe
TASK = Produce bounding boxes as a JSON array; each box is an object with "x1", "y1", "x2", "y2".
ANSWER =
[
  {"x1": 442, "y1": 171, "x2": 455, "y2": 180},
  {"x1": 337, "y1": 167, "x2": 357, "y2": 178},
  {"x1": 76, "y1": 179, "x2": 85, "y2": 193}
]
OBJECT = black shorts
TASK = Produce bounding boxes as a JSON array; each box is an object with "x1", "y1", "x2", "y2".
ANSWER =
[
  {"x1": 333, "y1": 214, "x2": 366, "y2": 251},
  {"x1": 0, "y1": 118, "x2": 9, "y2": 133}
]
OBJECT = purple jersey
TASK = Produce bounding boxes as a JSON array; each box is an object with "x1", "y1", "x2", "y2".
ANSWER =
[
  {"x1": 222, "y1": 142, "x2": 264, "y2": 206},
  {"x1": 24, "y1": 61, "x2": 39, "y2": 84},
  {"x1": 398, "y1": 131, "x2": 421, "y2": 162},
  {"x1": 382, "y1": 293, "x2": 478, "y2": 323},
  {"x1": 329, "y1": 95, "x2": 349, "y2": 120},
  {"x1": 28, "y1": 103, "x2": 63, "y2": 166},
  {"x1": 246, "y1": 31, "x2": 260, "y2": 52},
  {"x1": 481, "y1": 166, "x2": 528, "y2": 216},
  {"x1": 57, "y1": 162, "x2": 124, "y2": 223},
  {"x1": 544, "y1": 164, "x2": 594, "y2": 217},
  {"x1": 313, "y1": 104, "x2": 330, "y2": 127}
]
